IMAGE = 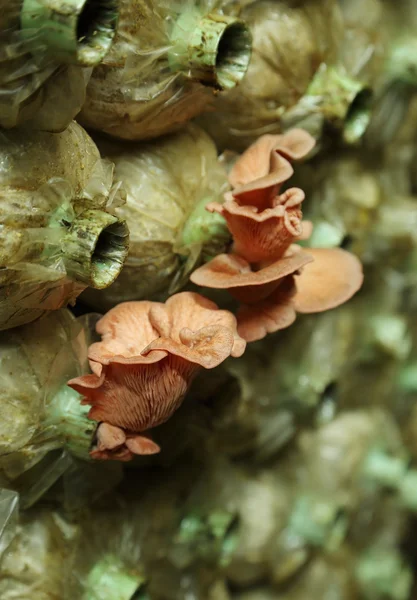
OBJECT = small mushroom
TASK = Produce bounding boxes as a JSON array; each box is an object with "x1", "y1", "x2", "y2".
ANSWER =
[{"x1": 205, "y1": 129, "x2": 314, "y2": 263}]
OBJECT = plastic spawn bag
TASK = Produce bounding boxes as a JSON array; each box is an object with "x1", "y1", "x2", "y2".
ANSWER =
[
  {"x1": 0, "y1": 309, "x2": 99, "y2": 465},
  {"x1": 0, "y1": 506, "x2": 80, "y2": 600},
  {"x1": 82, "y1": 124, "x2": 230, "y2": 311},
  {"x1": 0, "y1": 121, "x2": 129, "y2": 330},
  {"x1": 78, "y1": 0, "x2": 253, "y2": 141},
  {"x1": 0, "y1": 309, "x2": 115, "y2": 510},
  {"x1": 0, "y1": 0, "x2": 118, "y2": 131},
  {"x1": 197, "y1": 0, "x2": 397, "y2": 152}
]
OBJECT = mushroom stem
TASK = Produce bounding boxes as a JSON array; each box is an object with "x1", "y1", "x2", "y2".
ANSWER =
[
  {"x1": 47, "y1": 385, "x2": 97, "y2": 460},
  {"x1": 20, "y1": 0, "x2": 118, "y2": 66},
  {"x1": 62, "y1": 210, "x2": 129, "y2": 289},
  {"x1": 83, "y1": 555, "x2": 147, "y2": 600},
  {"x1": 170, "y1": 10, "x2": 252, "y2": 91}
]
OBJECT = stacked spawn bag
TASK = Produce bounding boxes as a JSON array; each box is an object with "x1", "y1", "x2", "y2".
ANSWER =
[
  {"x1": 0, "y1": 504, "x2": 80, "y2": 600},
  {"x1": 78, "y1": 0, "x2": 253, "y2": 141},
  {"x1": 81, "y1": 123, "x2": 231, "y2": 311},
  {"x1": 2, "y1": 407, "x2": 415, "y2": 600},
  {"x1": 197, "y1": 0, "x2": 413, "y2": 152},
  {"x1": 4, "y1": 3, "x2": 417, "y2": 600},
  {"x1": 0, "y1": 0, "x2": 118, "y2": 131},
  {"x1": 0, "y1": 121, "x2": 129, "y2": 330},
  {"x1": 0, "y1": 308, "x2": 127, "y2": 512}
]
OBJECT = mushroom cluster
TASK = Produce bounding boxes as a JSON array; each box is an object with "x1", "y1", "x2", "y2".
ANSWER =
[
  {"x1": 68, "y1": 292, "x2": 245, "y2": 460},
  {"x1": 191, "y1": 129, "x2": 364, "y2": 342}
]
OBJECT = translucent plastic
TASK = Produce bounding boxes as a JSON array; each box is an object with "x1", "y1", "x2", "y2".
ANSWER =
[
  {"x1": 0, "y1": 0, "x2": 118, "y2": 130},
  {"x1": 82, "y1": 124, "x2": 229, "y2": 311},
  {"x1": 0, "y1": 309, "x2": 99, "y2": 473},
  {"x1": 0, "y1": 507, "x2": 79, "y2": 599},
  {"x1": 198, "y1": 0, "x2": 343, "y2": 151},
  {"x1": 79, "y1": 0, "x2": 253, "y2": 140},
  {"x1": 0, "y1": 121, "x2": 128, "y2": 330}
]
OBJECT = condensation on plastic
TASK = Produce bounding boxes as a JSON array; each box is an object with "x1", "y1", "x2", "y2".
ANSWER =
[
  {"x1": 82, "y1": 124, "x2": 229, "y2": 311},
  {"x1": 78, "y1": 0, "x2": 249, "y2": 141},
  {"x1": 0, "y1": 309, "x2": 99, "y2": 473},
  {"x1": 0, "y1": 1, "x2": 92, "y2": 131},
  {"x1": 197, "y1": 0, "x2": 343, "y2": 151},
  {"x1": 0, "y1": 121, "x2": 124, "y2": 330}
]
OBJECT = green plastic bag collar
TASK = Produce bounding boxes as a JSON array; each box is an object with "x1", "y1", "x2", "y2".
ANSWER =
[{"x1": 20, "y1": 0, "x2": 118, "y2": 66}]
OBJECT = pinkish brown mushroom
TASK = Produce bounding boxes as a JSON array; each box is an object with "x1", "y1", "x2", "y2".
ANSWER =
[
  {"x1": 236, "y1": 248, "x2": 363, "y2": 342},
  {"x1": 191, "y1": 245, "x2": 363, "y2": 343},
  {"x1": 68, "y1": 292, "x2": 246, "y2": 460},
  {"x1": 205, "y1": 129, "x2": 315, "y2": 263},
  {"x1": 189, "y1": 129, "x2": 363, "y2": 342},
  {"x1": 207, "y1": 188, "x2": 306, "y2": 263},
  {"x1": 228, "y1": 129, "x2": 316, "y2": 190},
  {"x1": 190, "y1": 245, "x2": 314, "y2": 303}
]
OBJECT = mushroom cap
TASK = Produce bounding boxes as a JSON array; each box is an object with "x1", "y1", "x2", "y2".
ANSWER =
[
  {"x1": 272, "y1": 128, "x2": 316, "y2": 161},
  {"x1": 229, "y1": 154, "x2": 294, "y2": 210},
  {"x1": 190, "y1": 248, "x2": 314, "y2": 290},
  {"x1": 227, "y1": 129, "x2": 315, "y2": 210},
  {"x1": 229, "y1": 129, "x2": 315, "y2": 189},
  {"x1": 293, "y1": 248, "x2": 364, "y2": 313},
  {"x1": 67, "y1": 292, "x2": 246, "y2": 446},
  {"x1": 85, "y1": 292, "x2": 246, "y2": 369}
]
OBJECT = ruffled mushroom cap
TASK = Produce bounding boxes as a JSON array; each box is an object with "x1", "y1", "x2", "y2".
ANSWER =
[
  {"x1": 235, "y1": 248, "x2": 364, "y2": 342},
  {"x1": 229, "y1": 129, "x2": 316, "y2": 189},
  {"x1": 204, "y1": 129, "x2": 314, "y2": 263},
  {"x1": 68, "y1": 292, "x2": 245, "y2": 460},
  {"x1": 228, "y1": 129, "x2": 315, "y2": 209},
  {"x1": 190, "y1": 246, "x2": 314, "y2": 304},
  {"x1": 207, "y1": 188, "x2": 305, "y2": 263}
]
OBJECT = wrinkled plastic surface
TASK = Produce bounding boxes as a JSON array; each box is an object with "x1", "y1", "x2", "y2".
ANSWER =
[
  {"x1": 0, "y1": 489, "x2": 19, "y2": 557},
  {"x1": 0, "y1": 121, "x2": 122, "y2": 330},
  {"x1": 0, "y1": 507, "x2": 79, "y2": 599}
]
